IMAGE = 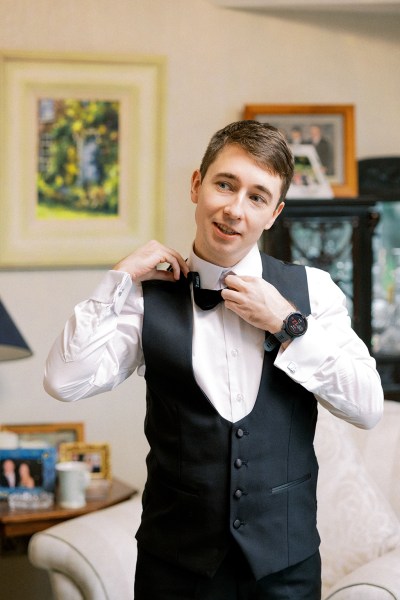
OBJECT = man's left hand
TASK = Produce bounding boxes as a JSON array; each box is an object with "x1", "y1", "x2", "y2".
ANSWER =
[{"x1": 222, "y1": 274, "x2": 295, "y2": 334}]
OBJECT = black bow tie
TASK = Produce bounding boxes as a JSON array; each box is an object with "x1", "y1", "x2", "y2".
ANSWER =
[{"x1": 189, "y1": 272, "x2": 224, "y2": 310}]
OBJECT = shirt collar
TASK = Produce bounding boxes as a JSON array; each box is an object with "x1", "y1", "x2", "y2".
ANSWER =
[{"x1": 188, "y1": 244, "x2": 262, "y2": 290}]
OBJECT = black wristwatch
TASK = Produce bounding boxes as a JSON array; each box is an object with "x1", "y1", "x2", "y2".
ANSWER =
[{"x1": 273, "y1": 312, "x2": 308, "y2": 344}]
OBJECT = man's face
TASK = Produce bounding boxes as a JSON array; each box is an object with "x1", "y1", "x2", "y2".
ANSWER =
[
  {"x1": 310, "y1": 126, "x2": 321, "y2": 141},
  {"x1": 291, "y1": 129, "x2": 302, "y2": 144},
  {"x1": 3, "y1": 460, "x2": 15, "y2": 475},
  {"x1": 191, "y1": 144, "x2": 284, "y2": 267}
]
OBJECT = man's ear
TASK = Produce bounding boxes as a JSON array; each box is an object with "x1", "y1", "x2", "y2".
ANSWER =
[
  {"x1": 264, "y1": 201, "x2": 285, "y2": 231},
  {"x1": 191, "y1": 170, "x2": 201, "y2": 205}
]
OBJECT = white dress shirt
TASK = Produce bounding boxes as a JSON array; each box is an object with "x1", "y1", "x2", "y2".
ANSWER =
[{"x1": 44, "y1": 245, "x2": 383, "y2": 429}]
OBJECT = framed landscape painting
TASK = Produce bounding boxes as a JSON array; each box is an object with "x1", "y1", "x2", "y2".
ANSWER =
[{"x1": 0, "y1": 52, "x2": 166, "y2": 268}]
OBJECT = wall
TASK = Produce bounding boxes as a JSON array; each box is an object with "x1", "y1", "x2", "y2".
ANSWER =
[{"x1": 0, "y1": 0, "x2": 399, "y2": 491}]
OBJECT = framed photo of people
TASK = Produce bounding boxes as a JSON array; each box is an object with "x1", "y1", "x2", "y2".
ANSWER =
[
  {"x1": 243, "y1": 104, "x2": 357, "y2": 197},
  {"x1": 59, "y1": 442, "x2": 111, "y2": 480},
  {"x1": 0, "y1": 447, "x2": 57, "y2": 498}
]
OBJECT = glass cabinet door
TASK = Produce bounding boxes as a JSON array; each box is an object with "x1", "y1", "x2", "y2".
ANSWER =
[
  {"x1": 262, "y1": 197, "x2": 400, "y2": 400},
  {"x1": 371, "y1": 200, "x2": 400, "y2": 398},
  {"x1": 261, "y1": 198, "x2": 377, "y2": 353}
]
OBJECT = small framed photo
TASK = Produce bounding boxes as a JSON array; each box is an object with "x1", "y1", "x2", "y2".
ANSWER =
[
  {"x1": 243, "y1": 104, "x2": 357, "y2": 197},
  {"x1": 0, "y1": 447, "x2": 57, "y2": 498},
  {"x1": 59, "y1": 442, "x2": 111, "y2": 480},
  {"x1": 286, "y1": 144, "x2": 333, "y2": 199},
  {"x1": 0, "y1": 422, "x2": 84, "y2": 457}
]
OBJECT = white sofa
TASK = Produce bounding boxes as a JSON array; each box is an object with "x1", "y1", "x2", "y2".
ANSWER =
[{"x1": 28, "y1": 400, "x2": 400, "y2": 599}]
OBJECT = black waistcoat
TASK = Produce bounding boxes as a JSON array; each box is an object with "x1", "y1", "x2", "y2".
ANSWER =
[{"x1": 137, "y1": 253, "x2": 320, "y2": 580}]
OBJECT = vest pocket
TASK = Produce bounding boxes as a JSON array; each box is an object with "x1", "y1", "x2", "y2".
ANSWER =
[{"x1": 270, "y1": 473, "x2": 311, "y2": 495}]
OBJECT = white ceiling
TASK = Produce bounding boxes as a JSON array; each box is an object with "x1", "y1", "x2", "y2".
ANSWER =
[{"x1": 208, "y1": 0, "x2": 400, "y2": 13}]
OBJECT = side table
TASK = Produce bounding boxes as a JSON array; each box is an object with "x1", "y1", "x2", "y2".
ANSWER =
[{"x1": 0, "y1": 477, "x2": 137, "y2": 546}]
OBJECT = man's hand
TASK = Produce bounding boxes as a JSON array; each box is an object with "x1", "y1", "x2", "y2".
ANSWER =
[
  {"x1": 113, "y1": 240, "x2": 189, "y2": 283},
  {"x1": 221, "y1": 274, "x2": 295, "y2": 334}
]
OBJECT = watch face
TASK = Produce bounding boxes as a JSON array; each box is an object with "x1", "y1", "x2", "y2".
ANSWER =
[{"x1": 286, "y1": 313, "x2": 308, "y2": 336}]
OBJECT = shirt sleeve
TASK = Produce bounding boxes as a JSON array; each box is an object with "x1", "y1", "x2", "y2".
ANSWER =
[
  {"x1": 274, "y1": 267, "x2": 384, "y2": 429},
  {"x1": 44, "y1": 270, "x2": 145, "y2": 402}
]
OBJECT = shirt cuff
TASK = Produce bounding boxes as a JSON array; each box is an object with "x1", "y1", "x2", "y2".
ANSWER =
[
  {"x1": 90, "y1": 270, "x2": 133, "y2": 315},
  {"x1": 274, "y1": 315, "x2": 340, "y2": 383}
]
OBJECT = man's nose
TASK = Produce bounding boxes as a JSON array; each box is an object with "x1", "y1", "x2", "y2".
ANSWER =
[{"x1": 223, "y1": 194, "x2": 244, "y2": 219}]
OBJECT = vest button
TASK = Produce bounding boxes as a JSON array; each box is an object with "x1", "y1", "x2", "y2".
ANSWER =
[
  {"x1": 233, "y1": 519, "x2": 242, "y2": 529},
  {"x1": 236, "y1": 428, "x2": 244, "y2": 438},
  {"x1": 234, "y1": 489, "x2": 243, "y2": 499},
  {"x1": 234, "y1": 458, "x2": 243, "y2": 468}
]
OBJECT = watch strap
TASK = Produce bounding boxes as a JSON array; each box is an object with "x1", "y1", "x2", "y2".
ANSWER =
[
  {"x1": 264, "y1": 334, "x2": 278, "y2": 352},
  {"x1": 273, "y1": 329, "x2": 292, "y2": 343}
]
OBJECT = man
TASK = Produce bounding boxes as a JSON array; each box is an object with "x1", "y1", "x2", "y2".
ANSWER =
[
  {"x1": 44, "y1": 121, "x2": 383, "y2": 600},
  {"x1": 289, "y1": 125, "x2": 305, "y2": 145},
  {"x1": 309, "y1": 124, "x2": 334, "y2": 176},
  {"x1": 0, "y1": 459, "x2": 18, "y2": 488}
]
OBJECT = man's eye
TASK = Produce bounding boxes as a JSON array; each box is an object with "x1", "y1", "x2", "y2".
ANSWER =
[
  {"x1": 251, "y1": 195, "x2": 265, "y2": 204},
  {"x1": 218, "y1": 181, "x2": 231, "y2": 190}
]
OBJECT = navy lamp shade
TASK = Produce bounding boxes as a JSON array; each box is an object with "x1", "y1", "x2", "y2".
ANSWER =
[{"x1": 0, "y1": 299, "x2": 33, "y2": 361}]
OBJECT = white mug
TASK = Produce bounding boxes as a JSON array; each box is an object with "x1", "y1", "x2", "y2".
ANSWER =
[{"x1": 56, "y1": 462, "x2": 91, "y2": 509}]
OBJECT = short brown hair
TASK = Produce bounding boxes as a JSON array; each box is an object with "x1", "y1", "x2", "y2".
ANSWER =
[{"x1": 199, "y1": 120, "x2": 294, "y2": 202}]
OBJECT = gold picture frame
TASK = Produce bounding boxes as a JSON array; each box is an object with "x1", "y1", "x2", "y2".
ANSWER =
[
  {"x1": 243, "y1": 104, "x2": 357, "y2": 197},
  {"x1": 0, "y1": 51, "x2": 166, "y2": 268},
  {"x1": 0, "y1": 422, "x2": 84, "y2": 457},
  {"x1": 59, "y1": 442, "x2": 111, "y2": 480}
]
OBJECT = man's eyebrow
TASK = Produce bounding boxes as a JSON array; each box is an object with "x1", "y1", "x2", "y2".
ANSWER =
[
  {"x1": 215, "y1": 171, "x2": 238, "y2": 181},
  {"x1": 254, "y1": 184, "x2": 273, "y2": 200},
  {"x1": 214, "y1": 171, "x2": 273, "y2": 200}
]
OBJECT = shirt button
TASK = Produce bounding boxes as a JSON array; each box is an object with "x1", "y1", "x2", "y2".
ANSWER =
[
  {"x1": 236, "y1": 393, "x2": 244, "y2": 403},
  {"x1": 234, "y1": 458, "x2": 243, "y2": 468},
  {"x1": 231, "y1": 349, "x2": 238, "y2": 357},
  {"x1": 233, "y1": 519, "x2": 242, "y2": 529},
  {"x1": 234, "y1": 489, "x2": 243, "y2": 499},
  {"x1": 236, "y1": 428, "x2": 244, "y2": 438}
]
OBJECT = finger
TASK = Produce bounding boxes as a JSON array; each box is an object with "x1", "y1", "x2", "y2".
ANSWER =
[
  {"x1": 223, "y1": 298, "x2": 248, "y2": 320},
  {"x1": 168, "y1": 253, "x2": 189, "y2": 280},
  {"x1": 162, "y1": 251, "x2": 188, "y2": 281},
  {"x1": 224, "y1": 274, "x2": 245, "y2": 290},
  {"x1": 114, "y1": 245, "x2": 183, "y2": 282},
  {"x1": 221, "y1": 288, "x2": 242, "y2": 304},
  {"x1": 140, "y1": 267, "x2": 178, "y2": 283},
  {"x1": 225, "y1": 273, "x2": 258, "y2": 288},
  {"x1": 148, "y1": 242, "x2": 186, "y2": 280}
]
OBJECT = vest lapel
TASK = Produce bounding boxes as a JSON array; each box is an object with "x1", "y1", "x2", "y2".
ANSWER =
[{"x1": 260, "y1": 253, "x2": 311, "y2": 316}]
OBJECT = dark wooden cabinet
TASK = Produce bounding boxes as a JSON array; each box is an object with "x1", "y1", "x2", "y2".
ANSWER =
[{"x1": 261, "y1": 197, "x2": 400, "y2": 401}]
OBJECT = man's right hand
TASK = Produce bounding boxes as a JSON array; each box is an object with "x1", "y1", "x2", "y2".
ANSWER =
[{"x1": 113, "y1": 240, "x2": 189, "y2": 283}]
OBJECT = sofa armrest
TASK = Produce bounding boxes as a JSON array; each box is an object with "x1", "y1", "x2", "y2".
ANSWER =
[
  {"x1": 28, "y1": 495, "x2": 142, "y2": 600},
  {"x1": 324, "y1": 546, "x2": 400, "y2": 599},
  {"x1": 47, "y1": 571, "x2": 85, "y2": 600}
]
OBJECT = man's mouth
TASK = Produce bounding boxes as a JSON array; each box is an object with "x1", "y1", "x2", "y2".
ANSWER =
[{"x1": 215, "y1": 223, "x2": 240, "y2": 236}]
